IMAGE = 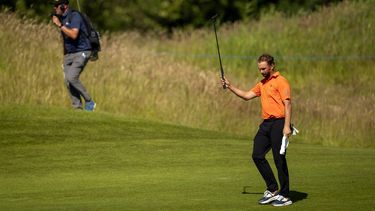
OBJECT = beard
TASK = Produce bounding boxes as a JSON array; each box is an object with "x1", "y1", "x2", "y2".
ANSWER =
[{"x1": 261, "y1": 72, "x2": 270, "y2": 78}]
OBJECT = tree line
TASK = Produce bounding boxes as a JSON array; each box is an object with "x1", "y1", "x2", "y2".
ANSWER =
[{"x1": 1, "y1": 0, "x2": 342, "y2": 32}]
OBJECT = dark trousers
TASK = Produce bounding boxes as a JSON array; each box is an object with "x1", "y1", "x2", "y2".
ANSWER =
[{"x1": 252, "y1": 118, "x2": 289, "y2": 197}]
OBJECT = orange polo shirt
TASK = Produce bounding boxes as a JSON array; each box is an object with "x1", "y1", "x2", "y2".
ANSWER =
[{"x1": 251, "y1": 71, "x2": 291, "y2": 119}]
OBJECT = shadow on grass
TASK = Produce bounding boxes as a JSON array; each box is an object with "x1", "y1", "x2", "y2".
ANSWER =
[
  {"x1": 241, "y1": 187, "x2": 308, "y2": 203},
  {"x1": 241, "y1": 186, "x2": 263, "y2": 195},
  {"x1": 290, "y1": 190, "x2": 308, "y2": 203}
]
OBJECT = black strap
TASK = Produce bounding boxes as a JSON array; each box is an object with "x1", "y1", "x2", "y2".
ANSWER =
[{"x1": 69, "y1": 9, "x2": 90, "y2": 38}]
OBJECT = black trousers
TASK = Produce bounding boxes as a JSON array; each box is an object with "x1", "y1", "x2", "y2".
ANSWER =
[{"x1": 252, "y1": 118, "x2": 289, "y2": 197}]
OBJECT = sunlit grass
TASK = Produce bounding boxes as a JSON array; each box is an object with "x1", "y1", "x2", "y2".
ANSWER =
[{"x1": 1, "y1": 106, "x2": 374, "y2": 210}]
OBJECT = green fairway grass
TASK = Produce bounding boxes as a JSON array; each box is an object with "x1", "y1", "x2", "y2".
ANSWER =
[{"x1": 1, "y1": 106, "x2": 374, "y2": 210}]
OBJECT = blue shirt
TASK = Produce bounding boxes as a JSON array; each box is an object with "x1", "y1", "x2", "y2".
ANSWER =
[{"x1": 61, "y1": 9, "x2": 91, "y2": 54}]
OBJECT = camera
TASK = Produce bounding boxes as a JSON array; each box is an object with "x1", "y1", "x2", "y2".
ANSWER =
[{"x1": 50, "y1": 11, "x2": 58, "y2": 18}]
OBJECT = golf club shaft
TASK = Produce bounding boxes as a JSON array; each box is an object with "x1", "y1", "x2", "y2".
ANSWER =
[
  {"x1": 77, "y1": 0, "x2": 81, "y2": 12},
  {"x1": 212, "y1": 18, "x2": 226, "y2": 89}
]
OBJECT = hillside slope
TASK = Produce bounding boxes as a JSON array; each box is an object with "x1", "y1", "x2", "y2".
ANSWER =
[{"x1": 0, "y1": 106, "x2": 374, "y2": 210}]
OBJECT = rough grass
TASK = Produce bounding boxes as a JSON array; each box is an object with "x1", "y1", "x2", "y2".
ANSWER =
[
  {"x1": 0, "y1": 0, "x2": 374, "y2": 148},
  {"x1": 0, "y1": 106, "x2": 374, "y2": 210}
]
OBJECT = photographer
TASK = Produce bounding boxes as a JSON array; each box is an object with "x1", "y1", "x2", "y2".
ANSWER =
[{"x1": 51, "y1": 0, "x2": 95, "y2": 111}]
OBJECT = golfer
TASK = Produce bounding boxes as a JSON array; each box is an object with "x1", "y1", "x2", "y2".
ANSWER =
[
  {"x1": 50, "y1": 0, "x2": 96, "y2": 111},
  {"x1": 221, "y1": 54, "x2": 292, "y2": 206}
]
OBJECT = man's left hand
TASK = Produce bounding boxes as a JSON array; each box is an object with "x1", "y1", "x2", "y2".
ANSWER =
[
  {"x1": 52, "y1": 15, "x2": 62, "y2": 28},
  {"x1": 283, "y1": 126, "x2": 292, "y2": 137}
]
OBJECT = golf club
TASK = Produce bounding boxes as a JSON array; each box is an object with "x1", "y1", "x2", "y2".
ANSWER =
[
  {"x1": 76, "y1": 0, "x2": 81, "y2": 11},
  {"x1": 242, "y1": 186, "x2": 251, "y2": 194},
  {"x1": 210, "y1": 14, "x2": 226, "y2": 89}
]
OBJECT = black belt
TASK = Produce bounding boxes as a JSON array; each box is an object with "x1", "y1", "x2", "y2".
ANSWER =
[{"x1": 263, "y1": 117, "x2": 285, "y2": 122}]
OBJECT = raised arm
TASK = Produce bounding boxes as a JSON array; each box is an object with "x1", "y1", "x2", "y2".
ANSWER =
[
  {"x1": 52, "y1": 15, "x2": 79, "y2": 40},
  {"x1": 221, "y1": 77, "x2": 258, "y2": 101}
]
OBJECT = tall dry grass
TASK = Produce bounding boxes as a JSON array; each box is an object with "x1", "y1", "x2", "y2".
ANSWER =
[
  {"x1": 144, "y1": 0, "x2": 375, "y2": 148},
  {"x1": 0, "y1": 0, "x2": 374, "y2": 148},
  {"x1": 0, "y1": 12, "x2": 259, "y2": 137}
]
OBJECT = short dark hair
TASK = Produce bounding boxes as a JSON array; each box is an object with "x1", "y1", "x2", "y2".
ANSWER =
[
  {"x1": 257, "y1": 54, "x2": 275, "y2": 66},
  {"x1": 52, "y1": 0, "x2": 69, "y2": 6}
]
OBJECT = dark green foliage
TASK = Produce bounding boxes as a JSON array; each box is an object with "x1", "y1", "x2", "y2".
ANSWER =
[{"x1": 1, "y1": 0, "x2": 342, "y2": 31}]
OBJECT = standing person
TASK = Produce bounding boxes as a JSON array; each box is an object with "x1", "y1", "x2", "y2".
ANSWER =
[
  {"x1": 50, "y1": 0, "x2": 96, "y2": 111},
  {"x1": 221, "y1": 54, "x2": 293, "y2": 206}
]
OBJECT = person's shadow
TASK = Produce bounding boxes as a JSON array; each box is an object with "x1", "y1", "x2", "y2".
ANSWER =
[{"x1": 289, "y1": 190, "x2": 308, "y2": 203}]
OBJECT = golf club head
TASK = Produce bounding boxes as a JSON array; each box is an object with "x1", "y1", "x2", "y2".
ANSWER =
[
  {"x1": 210, "y1": 14, "x2": 218, "y2": 23},
  {"x1": 242, "y1": 186, "x2": 251, "y2": 194}
]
